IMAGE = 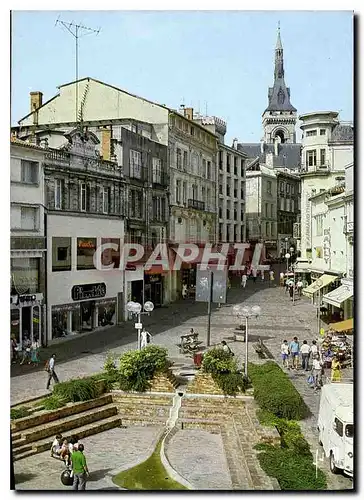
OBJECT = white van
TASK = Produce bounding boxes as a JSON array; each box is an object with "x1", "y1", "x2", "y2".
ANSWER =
[{"x1": 318, "y1": 383, "x2": 353, "y2": 477}]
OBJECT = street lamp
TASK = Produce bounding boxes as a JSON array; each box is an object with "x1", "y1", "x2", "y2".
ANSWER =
[
  {"x1": 233, "y1": 304, "x2": 262, "y2": 377},
  {"x1": 285, "y1": 252, "x2": 291, "y2": 273},
  {"x1": 126, "y1": 300, "x2": 154, "y2": 350}
]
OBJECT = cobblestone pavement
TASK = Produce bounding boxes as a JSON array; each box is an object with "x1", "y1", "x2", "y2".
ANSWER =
[
  {"x1": 11, "y1": 270, "x2": 354, "y2": 490},
  {"x1": 167, "y1": 429, "x2": 232, "y2": 490},
  {"x1": 14, "y1": 426, "x2": 163, "y2": 490}
]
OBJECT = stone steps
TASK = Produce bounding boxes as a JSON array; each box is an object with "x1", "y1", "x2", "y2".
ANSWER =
[
  {"x1": 13, "y1": 414, "x2": 122, "y2": 462},
  {"x1": 12, "y1": 403, "x2": 118, "y2": 444},
  {"x1": 120, "y1": 416, "x2": 167, "y2": 427}
]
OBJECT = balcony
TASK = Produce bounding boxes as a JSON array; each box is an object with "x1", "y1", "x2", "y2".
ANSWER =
[
  {"x1": 188, "y1": 199, "x2": 205, "y2": 211},
  {"x1": 45, "y1": 150, "x2": 122, "y2": 176}
]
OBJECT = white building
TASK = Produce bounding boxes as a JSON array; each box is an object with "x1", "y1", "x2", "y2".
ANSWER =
[
  {"x1": 10, "y1": 139, "x2": 46, "y2": 346},
  {"x1": 298, "y1": 111, "x2": 353, "y2": 265}
]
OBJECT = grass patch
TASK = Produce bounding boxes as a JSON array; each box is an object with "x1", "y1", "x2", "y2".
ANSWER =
[
  {"x1": 42, "y1": 395, "x2": 67, "y2": 411},
  {"x1": 10, "y1": 406, "x2": 30, "y2": 420},
  {"x1": 112, "y1": 439, "x2": 188, "y2": 490}
]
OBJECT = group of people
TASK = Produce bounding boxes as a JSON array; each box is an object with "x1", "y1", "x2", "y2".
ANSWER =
[
  {"x1": 240, "y1": 269, "x2": 275, "y2": 287},
  {"x1": 51, "y1": 434, "x2": 89, "y2": 490},
  {"x1": 281, "y1": 275, "x2": 305, "y2": 300},
  {"x1": 281, "y1": 336, "x2": 343, "y2": 391},
  {"x1": 11, "y1": 336, "x2": 40, "y2": 366}
]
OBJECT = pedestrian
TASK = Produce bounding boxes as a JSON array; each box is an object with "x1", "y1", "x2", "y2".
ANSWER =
[
  {"x1": 310, "y1": 340, "x2": 319, "y2": 363},
  {"x1": 20, "y1": 336, "x2": 31, "y2": 365},
  {"x1": 182, "y1": 282, "x2": 187, "y2": 299},
  {"x1": 11, "y1": 337, "x2": 18, "y2": 364},
  {"x1": 300, "y1": 340, "x2": 311, "y2": 371},
  {"x1": 46, "y1": 354, "x2": 59, "y2": 390},
  {"x1": 31, "y1": 338, "x2": 40, "y2": 366},
  {"x1": 221, "y1": 340, "x2": 234, "y2": 356},
  {"x1": 280, "y1": 340, "x2": 290, "y2": 368},
  {"x1": 296, "y1": 278, "x2": 303, "y2": 296},
  {"x1": 252, "y1": 268, "x2": 257, "y2": 283},
  {"x1": 289, "y1": 282, "x2": 294, "y2": 301},
  {"x1": 311, "y1": 354, "x2": 323, "y2": 391},
  {"x1": 269, "y1": 270, "x2": 274, "y2": 285},
  {"x1": 331, "y1": 356, "x2": 342, "y2": 382},
  {"x1": 71, "y1": 443, "x2": 89, "y2": 490},
  {"x1": 289, "y1": 336, "x2": 300, "y2": 369},
  {"x1": 261, "y1": 270, "x2": 265, "y2": 281},
  {"x1": 241, "y1": 274, "x2": 247, "y2": 288},
  {"x1": 140, "y1": 328, "x2": 152, "y2": 348}
]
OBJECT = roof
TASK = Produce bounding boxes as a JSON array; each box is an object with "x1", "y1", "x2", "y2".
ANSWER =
[
  {"x1": 238, "y1": 142, "x2": 301, "y2": 170},
  {"x1": 10, "y1": 137, "x2": 46, "y2": 151},
  {"x1": 330, "y1": 123, "x2": 354, "y2": 142},
  {"x1": 265, "y1": 80, "x2": 297, "y2": 112}
]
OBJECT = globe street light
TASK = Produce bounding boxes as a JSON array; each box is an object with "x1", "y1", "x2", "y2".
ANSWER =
[
  {"x1": 233, "y1": 304, "x2": 262, "y2": 377},
  {"x1": 126, "y1": 300, "x2": 154, "y2": 350}
]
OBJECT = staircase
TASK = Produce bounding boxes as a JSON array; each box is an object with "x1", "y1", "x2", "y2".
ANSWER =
[
  {"x1": 11, "y1": 394, "x2": 121, "y2": 462},
  {"x1": 112, "y1": 392, "x2": 174, "y2": 426}
]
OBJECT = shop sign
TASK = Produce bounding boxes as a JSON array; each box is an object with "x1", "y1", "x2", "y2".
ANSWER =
[
  {"x1": 148, "y1": 275, "x2": 161, "y2": 283},
  {"x1": 78, "y1": 239, "x2": 96, "y2": 249},
  {"x1": 71, "y1": 283, "x2": 106, "y2": 301},
  {"x1": 52, "y1": 303, "x2": 81, "y2": 313}
]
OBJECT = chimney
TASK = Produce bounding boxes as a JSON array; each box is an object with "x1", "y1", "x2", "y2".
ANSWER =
[
  {"x1": 232, "y1": 138, "x2": 238, "y2": 150},
  {"x1": 101, "y1": 128, "x2": 111, "y2": 161},
  {"x1": 184, "y1": 107, "x2": 194, "y2": 121},
  {"x1": 30, "y1": 91, "x2": 43, "y2": 113}
]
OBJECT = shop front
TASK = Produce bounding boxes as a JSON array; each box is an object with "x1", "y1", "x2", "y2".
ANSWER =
[
  {"x1": 50, "y1": 282, "x2": 117, "y2": 339},
  {"x1": 10, "y1": 294, "x2": 44, "y2": 346},
  {"x1": 144, "y1": 271, "x2": 164, "y2": 308}
]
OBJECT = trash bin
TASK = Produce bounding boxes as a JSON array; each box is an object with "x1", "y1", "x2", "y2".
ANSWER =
[{"x1": 193, "y1": 351, "x2": 204, "y2": 367}]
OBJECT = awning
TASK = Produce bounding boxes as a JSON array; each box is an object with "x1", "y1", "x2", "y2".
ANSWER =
[
  {"x1": 328, "y1": 318, "x2": 353, "y2": 333},
  {"x1": 322, "y1": 284, "x2": 354, "y2": 308},
  {"x1": 302, "y1": 274, "x2": 337, "y2": 297}
]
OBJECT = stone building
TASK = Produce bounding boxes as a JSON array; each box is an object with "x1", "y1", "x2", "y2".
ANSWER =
[
  {"x1": 10, "y1": 138, "x2": 46, "y2": 346},
  {"x1": 238, "y1": 26, "x2": 301, "y2": 257}
]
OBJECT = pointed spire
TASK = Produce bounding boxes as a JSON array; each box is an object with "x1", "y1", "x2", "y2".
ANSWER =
[{"x1": 276, "y1": 21, "x2": 283, "y2": 50}]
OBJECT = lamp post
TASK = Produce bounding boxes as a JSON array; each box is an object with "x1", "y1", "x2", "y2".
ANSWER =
[
  {"x1": 126, "y1": 300, "x2": 154, "y2": 350},
  {"x1": 233, "y1": 304, "x2": 262, "y2": 377},
  {"x1": 285, "y1": 252, "x2": 291, "y2": 274}
]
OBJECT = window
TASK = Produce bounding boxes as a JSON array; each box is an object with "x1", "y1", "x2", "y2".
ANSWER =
[
  {"x1": 183, "y1": 151, "x2": 188, "y2": 170},
  {"x1": 21, "y1": 206, "x2": 38, "y2": 230},
  {"x1": 219, "y1": 207, "x2": 222, "y2": 218},
  {"x1": 226, "y1": 185, "x2": 230, "y2": 197},
  {"x1": 280, "y1": 197, "x2": 285, "y2": 211},
  {"x1": 190, "y1": 126, "x2": 195, "y2": 136},
  {"x1": 206, "y1": 188, "x2": 211, "y2": 210},
  {"x1": 21, "y1": 160, "x2": 38, "y2": 184},
  {"x1": 52, "y1": 237, "x2": 71, "y2": 271},
  {"x1": 298, "y1": 183, "x2": 301, "y2": 195},
  {"x1": 192, "y1": 184, "x2": 198, "y2": 200},
  {"x1": 182, "y1": 181, "x2": 187, "y2": 205},
  {"x1": 11, "y1": 257, "x2": 40, "y2": 295},
  {"x1": 176, "y1": 148, "x2": 182, "y2": 169},
  {"x1": 131, "y1": 189, "x2": 143, "y2": 218},
  {"x1": 219, "y1": 151, "x2": 223, "y2": 169},
  {"x1": 241, "y1": 188, "x2": 244, "y2": 199},
  {"x1": 152, "y1": 196, "x2": 164, "y2": 221},
  {"x1": 271, "y1": 204, "x2": 274, "y2": 217},
  {"x1": 176, "y1": 180, "x2": 181, "y2": 204},
  {"x1": 306, "y1": 150, "x2": 317, "y2": 167},
  {"x1": 266, "y1": 222, "x2": 269, "y2": 236},
  {"x1": 233, "y1": 209, "x2": 237, "y2": 220},
  {"x1": 202, "y1": 186, "x2": 206, "y2": 203},
  {"x1": 306, "y1": 130, "x2": 317, "y2": 137},
  {"x1": 267, "y1": 180, "x2": 272, "y2": 194},
  {"x1": 320, "y1": 129, "x2": 326, "y2": 136},
  {"x1": 320, "y1": 149, "x2": 326, "y2": 166},
  {"x1": 55, "y1": 179, "x2": 63, "y2": 209},
  {"x1": 202, "y1": 159, "x2": 206, "y2": 177},
  {"x1": 226, "y1": 208, "x2": 230, "y2": 219},
  {"x1": 152, "y1": 158, "x2": 162, "y2": 183},
  {"x1": 101, "y1": 187, "x2": 109, "y2": 214},
  {"x1": 207, "y1": 161, "x2": 211, "y2": 179},
  {"x1": 265, "y1": 203, "x2": 269, "y2": 217},
  {"x1": 129, "y1": 150, "x2": 142, "y2": 179},
  {"x1": 101, "y1": 238, "x2": 120, "y2": 268},
  {"x1": 77, "y1": 237, "x2": 96, "y2": 270},
  {"x1": 334, "y1": 418, "x2": 344, "y2": 437},
  {"x1": 315, "y1": 214, "x2": 324, "y2": 236},
  {"x1": 291, "y1": 199, "x2": 294, "y2": 212},
  {"x1": 286, "y1": 183, "x2": 290, "y2": 193},
  {"x1": 226, "y1": 154, "x2": 231, "y2": 171},
  {"x1": 291, "y1": 184, "x2": 295, "y2": 195},
  {"x1": 219, "y1": 184, "x2": 223, "y2": 195},
  {"x1": 240, "y1": 211, "x2": 244, "y2": 222},
  {"x1": 280, "y1": 182, "x2": 284, "y2": 193},
  {"x1": 234, "y1": 157, "x2": 237, "y2": 175},
  {"x1": 226, "y1": 224, "x2": 230, "y2": 242},
  {"x1": 80, "y1": 183, "x2": 90, "y2": 212},
  {"x1": 345, "y1": 424, "x2": 354, "y2": 438}
]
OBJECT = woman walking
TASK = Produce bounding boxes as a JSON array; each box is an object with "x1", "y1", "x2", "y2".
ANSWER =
[
  {"x1": 331, "y1": 356, "x2": 342, "y2": 382},
  {"x1": 31, "y1": 338, "x2": 40, "y2": 366}
]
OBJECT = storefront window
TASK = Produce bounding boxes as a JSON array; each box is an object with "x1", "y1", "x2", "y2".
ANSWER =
[
  {"x1": 97, "y1": 300, "x2": 116, "y2": 327},
  {"x1": 52, "y1": 310, "x2": 68, "y2": 338},
  {"x1": 11, "y1": 258, "x2": 39, "y2": 294},
  {"x1": 80, "y1": 301, "x2": 95, "y2": 331},
  {"x1": 11, "y1": 309, "x2": 20, "y2": 343},
  {"x1": 77, "y1": 238, "x2": 96, "y2": 270},
  {"x1": 101, "y1": 238, "x2": 120, "y2": 268},
  {"x1": 52, "y1": 237, "x2": 71, "y2": 271},
  {"x1": 32, "y1": 306, "x2": 40, "y2": 342}
]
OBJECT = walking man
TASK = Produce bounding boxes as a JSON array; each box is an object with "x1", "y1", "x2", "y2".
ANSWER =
[
  {"x1": 252, "y1": 267, "x2": 257, "y2": 283},
  {"x1": 241, "y1": 274, "x2": 247, "y2": 288},
  {"x1": 300, "y1": 340, "x2": 311, "y2": 371},
  {"x1": 280, "y1": 340, "x2": 290, "y2": 368},
  {"x1": 71, "y1": 443, "x2": 89, "y2": 490},
  {"x1": 289, "y1": 336, "x2": 300, "y2": 370},
  {"x1": 46, "y1": 354, "x2": 59, "y2": 390}
]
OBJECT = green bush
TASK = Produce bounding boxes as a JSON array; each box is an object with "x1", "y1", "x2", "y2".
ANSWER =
[
  {"x1": 202, "y1": 347, "x2": 246, "y2": 395},
  {"x1": 213, "y1": 372, "x2": 247, "y2": 396},
  {"x1": 248, "y1": 362, "x2": 309, "y2": 420},
  {"x1": 256, "y1": 445, "x2": 327, "y2": 490},
  {"x1": 11, "y1": 406, "x2": 30, "y2": 420},
  {"x1": 118, "y1": 345, "x2": 169, "y2": 392},
  {"x1": 42, "y1": 395, "x2": 66, "y2": 411},
  {"x1": 53, "y1": 377, "x2": 98, "y2": 402},
  {"x1": 103, "y1": 353, "x2": 119, "y2": 383}
]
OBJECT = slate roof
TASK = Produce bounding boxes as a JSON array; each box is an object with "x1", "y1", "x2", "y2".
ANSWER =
[
  {"x1": 265, "y1": 79, "x2": 297, "y2": 112},
  {"x1": 331, "y1": 124, "x2": 354, "y2": 142},
  {"x1": 238, "y1": 142, "x2": 301, "y2": 170}
]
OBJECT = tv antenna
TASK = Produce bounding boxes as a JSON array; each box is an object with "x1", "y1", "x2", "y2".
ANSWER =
[{"x1": 55, "y1": 16, "x2": 100, "y2": 125}]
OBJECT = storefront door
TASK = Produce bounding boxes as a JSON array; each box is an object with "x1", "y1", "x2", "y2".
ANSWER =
[
  {"x1": 80, "y1": 301, "x2": 95, "y2": 332},
  {"x1": 152, "y1": 282, "x2": 163, "y2": 307}
]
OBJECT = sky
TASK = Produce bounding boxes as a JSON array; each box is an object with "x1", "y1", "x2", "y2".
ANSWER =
[{"x1": 11, "y1": 10, "x2": 353, "y2": 144}]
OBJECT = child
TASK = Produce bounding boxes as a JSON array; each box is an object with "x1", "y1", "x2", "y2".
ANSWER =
[
  {"x1": 60, "y1": 438, "x2": 70, "y2": 466},
  {"x1": 280, "y1": 340, "x2": 290, "y2": 368},
  {"x1": 51, "y1": 434, "x2": 63, "y2": 458}
]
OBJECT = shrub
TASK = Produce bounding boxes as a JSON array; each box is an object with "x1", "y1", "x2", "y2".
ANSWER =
[
  {"x1": 118, "y1": 345, "x2": 169, "y2": 392},
  {"x1": 11, "y1": 406, "x2": 30, "y2": 420},
  {"x1": 248, "y1": 362, "x2": 309, "y2": 420},
  {"x1": 103, "y1": 353, "x2": 119, "y2": 383},
  {"x1": 256, "y1": 445, "x2": 327, "y2": 490},
  {"x1": 53, "y1": 377, "x2": 98, "y2": 402},
  {"x1": 202, "y1": 347, "x2": 246, "y2": 395},
  {"x1": 42, "y1": 395, "x2": 66, "y2": 411}
]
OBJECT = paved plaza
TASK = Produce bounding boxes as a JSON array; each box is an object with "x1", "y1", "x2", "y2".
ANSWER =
[{"x1": 11, "y1": 273, "x2": 353, "y2": 490}]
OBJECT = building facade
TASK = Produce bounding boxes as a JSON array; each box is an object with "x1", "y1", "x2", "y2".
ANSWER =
[
  {"x1": 10, "y1": 140, "x2": 46, "y2": 346},
  {"x1": 276, "y1": 169, "x2": 301, "y2": 258}
]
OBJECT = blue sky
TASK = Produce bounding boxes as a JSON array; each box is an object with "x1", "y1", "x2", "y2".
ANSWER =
[{"x1": 11, "y1": 10, "x2": 353, "y2": 143}]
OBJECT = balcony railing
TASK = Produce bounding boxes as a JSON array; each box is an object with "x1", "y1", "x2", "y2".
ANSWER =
[
  {"x1": 45, "y1": 150, "x2": 122, "y2": 175},
  {"x1": 188, "y1": 199, "x2": 205, "y2": 211}
]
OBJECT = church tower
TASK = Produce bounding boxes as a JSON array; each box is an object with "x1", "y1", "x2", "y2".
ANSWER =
[{"x1": 262, "y1": 24, "x2": 297, "y2": 144}]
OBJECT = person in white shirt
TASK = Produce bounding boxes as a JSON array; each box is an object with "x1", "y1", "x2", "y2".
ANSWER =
[
  {"x1": 300, "y1": 340, "x2": 311, "y2": 371},
  {"x1": 310, "y1": 340, "x2": 319, "y2": 361},
  {"x1": 311, "y1": 354, "x2": 323, "y2": 391},
  {"x1": 51, "y1": 434, "x2": 63, "y2": 458},
  {"x1": 280, "y1": 340, "x2": 290, "y2": 368},
  {"x1": 241, "y1": 274, "x2": 247, "y2": 288},
  {"x1": 140, "y1": 329, "x2": 152, "y2": 348},
  {"x1": 296, "y1": 279, "x2": 303, "y2": 296},
  {"x1": 182, "y1": 283, "x2": 187, "y2": 299},
  {"x1": 46, "y1": 354, "x2": 59, "y2": 390}
]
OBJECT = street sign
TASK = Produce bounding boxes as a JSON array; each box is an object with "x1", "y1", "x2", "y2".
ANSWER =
[
  {"x1": 195, "y1": 266, "x2": 228, "y2": 303},
  {"x1": 134, "y1": 322, "x2": 142, "y2": 329}
]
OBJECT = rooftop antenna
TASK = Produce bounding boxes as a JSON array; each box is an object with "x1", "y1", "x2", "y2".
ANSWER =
[{"x1": 55, "y1": 16, "x2": 100, "y2": 126}]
